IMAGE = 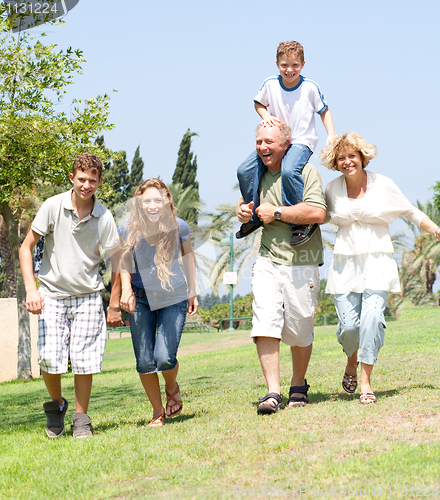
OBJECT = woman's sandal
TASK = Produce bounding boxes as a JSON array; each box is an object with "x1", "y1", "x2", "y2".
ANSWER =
[
  {"x1": 257, "y1": 392, "x2": 285, "y2": 415},
  {"x1": 288, "y1": 380, "x2": 310, "y2": 408},
  {"x1": 165, "y1": 382, "x2": 183, "y2": 418},
  {"x1": 359, "y1": 392, "x2": 377, "y2": 404},
  {"x1": 342, "y1": 373, "x2": 358, "y2": 394},
  {"x1": 148, "y1": 413, "x2": 166, "y2": 427}
]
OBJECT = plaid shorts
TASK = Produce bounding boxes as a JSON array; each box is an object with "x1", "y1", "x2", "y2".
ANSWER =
[{"x1": 38, "y1": 292, "x2": 107, "y2": 375}]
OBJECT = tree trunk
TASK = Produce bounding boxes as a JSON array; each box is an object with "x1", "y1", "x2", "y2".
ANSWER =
[
  {"x1": 0, "y1": 201, "x2": 32, "y2": 379},
  {"x1": 0, "y1": 215, "x2": 16, "y2": 297},
  {"x1": 16, "y1": 273, "x2": 32, "y2": 380},
  {"x1": 424, "y1": 259, "x2": 436, "y2": 294}
]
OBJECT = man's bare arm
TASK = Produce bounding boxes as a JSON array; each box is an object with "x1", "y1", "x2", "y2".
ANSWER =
[
  {"x1": 236, "y1": 199, "x2": 254, "y2": 223},
  {"x1": 255, "y1": 202, "x2": 326, "y2": 225}
]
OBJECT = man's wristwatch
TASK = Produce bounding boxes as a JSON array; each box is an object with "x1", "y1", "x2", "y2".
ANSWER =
[{"x1": 274, "y1": 206, "x2": 282, "y2": 221}]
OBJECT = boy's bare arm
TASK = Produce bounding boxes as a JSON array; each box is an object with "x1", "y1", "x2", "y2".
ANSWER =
[
  {"x1": 19, "y1": 229, "x2": 44, "y2": 314},
  {"x1": 254, "y1": 102, "x2": 280, "y2": 127},
  {"x1": 107, "y1": 246, "x2": 124, "y2": 327},
  {"x1": 120, "y1": 271, "x2": 136, "y2": 315},
  {"x1": 117, "y1": 248, "x2": 136, "y2": 315},
  {"x1": 320, "y1": 109, "x2": 336, "y2": 145}
]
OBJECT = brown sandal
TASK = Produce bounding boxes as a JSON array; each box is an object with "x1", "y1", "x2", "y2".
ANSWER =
[
  {"x1": 342, "y1": 372, "x2": 358, "y2": 394},
  {"x1": 166, "y1": 382, "x2": 183, "y2": 418},
  {"x1": 148, "y1": 413, "x2": 166, "y2": 427}
]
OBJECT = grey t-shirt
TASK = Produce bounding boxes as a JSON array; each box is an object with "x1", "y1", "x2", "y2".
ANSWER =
[{"x1": 32, "y1": 190, "x2": 119, "y2": 299}]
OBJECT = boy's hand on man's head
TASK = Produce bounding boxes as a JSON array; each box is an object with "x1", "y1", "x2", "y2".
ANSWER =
[
  {"x1": 261, "y1": 116, "x2": 280, "y2": 127},
  {"x1": 325, "y1": 134, "x2": 335, "y2": 147},
  {"x1": 25, "y1": 290, "x2": 45, "y2": 315}
]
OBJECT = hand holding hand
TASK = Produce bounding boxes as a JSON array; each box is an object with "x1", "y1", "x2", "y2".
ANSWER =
[
  {"x1": 237, "y1": 201, "x2": 254, "y2": 223},
  {"x1": 106, "y1": 306, "x2": 124, "y2": 327},
  {"x1": 120, "y1": 287, "x2": 136, "y2": 315},
  {"x1": 187, "y1": 295, "x2": 199, "y2": 315},
  {"x1": 255, "y1": 203, "x2": 277, "y2": 224}
]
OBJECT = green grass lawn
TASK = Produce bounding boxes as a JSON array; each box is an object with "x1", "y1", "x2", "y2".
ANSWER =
[{"x1": 1, "y1": 304, "x2": 439, "y2": 499}]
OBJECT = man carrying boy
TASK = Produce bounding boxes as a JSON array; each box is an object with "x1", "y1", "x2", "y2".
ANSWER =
[
  {"x1": 237, "y1": 40, "x2": 334, "y2": 245},
  {"x1": 19, "y1": 153, "x2": 120, "y2": 438},
  {"x1": 237, "y1": 122, "x2": 326, "y2": 414}
]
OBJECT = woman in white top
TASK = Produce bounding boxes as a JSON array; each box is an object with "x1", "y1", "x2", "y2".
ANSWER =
[{"x1": 320, "y1": 133, "x2": 440, "y2": 404}]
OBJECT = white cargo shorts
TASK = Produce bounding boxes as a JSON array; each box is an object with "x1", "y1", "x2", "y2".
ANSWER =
[{"x1": 250, "y1": 258, "x2": 319, "y2": 347}]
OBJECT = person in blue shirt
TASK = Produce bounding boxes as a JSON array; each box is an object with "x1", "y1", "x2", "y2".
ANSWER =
[{"x1": 108, "y1": 178, "x2": 198, "y2": 427}]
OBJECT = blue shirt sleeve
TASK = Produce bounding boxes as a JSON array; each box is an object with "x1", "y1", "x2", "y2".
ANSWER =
[
  {"x1": 117, "y1": 219, "x2": 129, "y2": 240},
  {"x1": 178, "y1": 218, "x2": 191, "y2": 244}
]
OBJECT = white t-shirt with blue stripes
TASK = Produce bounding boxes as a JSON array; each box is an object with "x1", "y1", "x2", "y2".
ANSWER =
[{"x1": 254, "y1": 75, "x2": 328, "y2": 152}]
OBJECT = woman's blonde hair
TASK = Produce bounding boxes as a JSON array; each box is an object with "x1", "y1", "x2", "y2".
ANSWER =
[
  {"x1": 124, "y1": 178, "x2": 180, "y2": 291},
  {"x1": 319, "y1": 133, "x2": 377, "y2": 171}
]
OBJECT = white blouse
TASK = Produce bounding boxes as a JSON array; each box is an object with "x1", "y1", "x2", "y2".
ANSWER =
[{"x1": 325, "y1": 171, "x2": 426, "y2": 294}]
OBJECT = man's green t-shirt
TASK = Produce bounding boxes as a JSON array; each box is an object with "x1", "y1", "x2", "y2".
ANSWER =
[{"x1": 258, "y1": 163, "x2": 326, "y2": 266}]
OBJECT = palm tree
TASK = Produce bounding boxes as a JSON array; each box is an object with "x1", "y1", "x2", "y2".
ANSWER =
[
  {"x1": 395, "y1": 200, "x2": 440, "y2": 306},
  {"x1": 168, "y1": 183, "x2": 202, "y2": 227},
  {"x1": 320, "y1": 223, "x2": 336, "y2": 251},
  {"x1": 202, "y1": 202, "x2": 260, "y2": 296},
  {"x1": 168, "y1": 182, "x2": 221, "y2": 296}
]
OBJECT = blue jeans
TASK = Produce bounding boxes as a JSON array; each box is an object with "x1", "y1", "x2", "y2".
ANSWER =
[
  {"x1": 237, "y1": 143, "x2": 312, "y2": 226},
  {"x1": 332, "y1": 290, "x2": 388, "y2": 365},
  {"x1": 129, "y1": 285, "x2": 187, "y2": 374}
]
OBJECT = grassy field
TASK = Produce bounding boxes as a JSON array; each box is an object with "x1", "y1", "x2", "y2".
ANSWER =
[{"x1": 1, "y1": 304, "x2": 439, "y2": 499}]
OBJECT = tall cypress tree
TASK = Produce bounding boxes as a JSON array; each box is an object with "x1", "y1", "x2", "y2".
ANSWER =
[
  {"x1": 95, "y1": 135, "x2": 112, "y2": 175},
  {"x1": 102, "y1": 151, "x2": 130, "y2": 209},
  {"x1": 130, "y1": 145, "x2": 144, "y2": 195},
  {"x1": 172, "y1": 129, "x2": 200, "y2": 223}
]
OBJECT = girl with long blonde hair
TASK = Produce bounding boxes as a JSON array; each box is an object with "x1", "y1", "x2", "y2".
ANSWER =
[{"x1": 109, "y1": 178, "x2": 198, "y2": 426}]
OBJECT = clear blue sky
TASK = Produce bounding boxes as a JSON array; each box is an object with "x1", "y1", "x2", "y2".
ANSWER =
[{"x1": 34, "y1": 0, "x2": 440, "y2": 294}]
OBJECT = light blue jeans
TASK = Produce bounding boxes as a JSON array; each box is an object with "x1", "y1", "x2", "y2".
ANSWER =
[
  {"x1": 332, "y1": 290, "x2": 388, "y2": 365},
  {"x1": 129, "y1": 285, "x2": 187, "y2": 374},
  {"x1": 237, "y1": 143, "x2": 312, "y2": 227}
]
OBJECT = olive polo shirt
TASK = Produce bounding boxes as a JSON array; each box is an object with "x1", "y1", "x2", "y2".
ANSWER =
[
  {"x1": 258, "y1": 163, "x2": 326, "y2": 266},
  {"x1": 32, "y1": 190, "x2": 120, "y2": 299}
]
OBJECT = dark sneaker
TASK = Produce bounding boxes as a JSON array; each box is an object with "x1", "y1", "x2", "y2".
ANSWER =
[
  {"x1": 43, "y1": 397, "x2": 68, "y2": 438},
  {"x1": 290, "y1": 223, "x2": 319, "y2": 247},
  {"x1": 235, "y1": 221, "x2": 262, "y2": 239},
  {"x1": 71, "y1": 412, "x2": 93, "y2": 438}
]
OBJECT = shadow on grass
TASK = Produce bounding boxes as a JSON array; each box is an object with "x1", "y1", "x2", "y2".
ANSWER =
[
  {"x1": 0, "y1": 374, "x2": 200, "y2": 431},
  {"x1": 0, "y1": 381, "x2": 145, "y2": 430},
  {"x1": 309, "y1": 385, "x2": 437, "y2": 404},
  {"x1": 2, "y1": 373, "x2": 437, "y2": 432},
  {"x1": 249, "y1": 384, "x2": 438, "y2": 408},
  {"x1": 96, "y1": 412, "x2": 196, "y2": 432}
]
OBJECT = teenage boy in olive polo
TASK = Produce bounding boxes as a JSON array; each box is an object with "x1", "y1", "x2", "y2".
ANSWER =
[{"x1": 19, "y1": 153, "x2": 120, "y2": 438}]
